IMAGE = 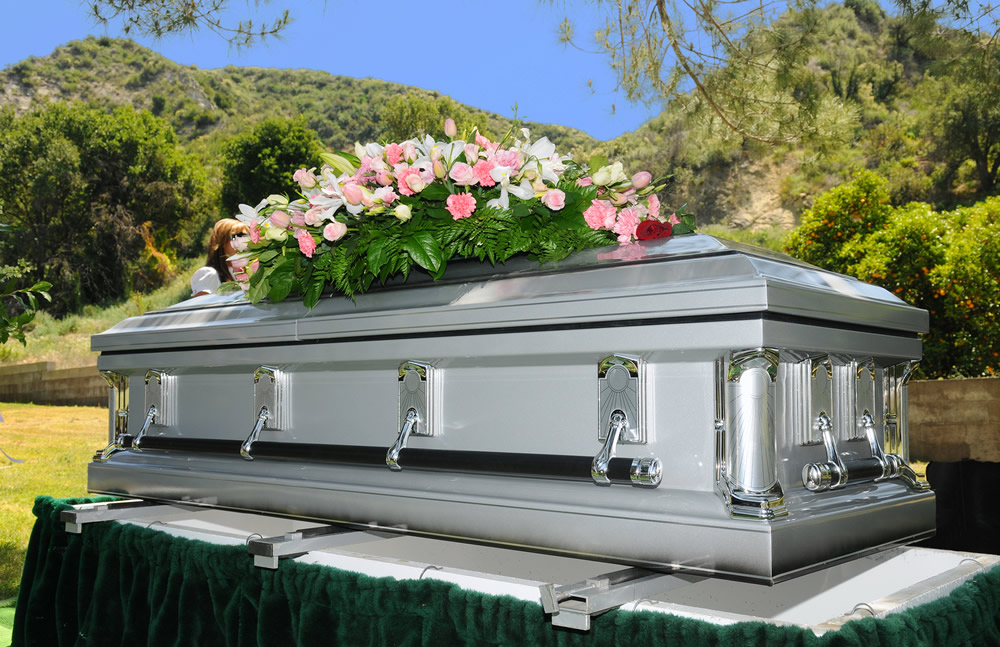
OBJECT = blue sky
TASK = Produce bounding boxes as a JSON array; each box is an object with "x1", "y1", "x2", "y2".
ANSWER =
[{"x1": 0, "y1": 1, "x2": 662, "y2": 141}]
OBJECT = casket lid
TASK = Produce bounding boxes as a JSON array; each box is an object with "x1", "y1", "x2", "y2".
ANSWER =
[{"x1": 92, "y1": 234, "x2": 928, "y2": 352}]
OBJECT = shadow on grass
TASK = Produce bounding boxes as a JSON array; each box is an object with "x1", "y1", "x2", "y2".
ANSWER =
[{"x1": 0, "y1": 541, "x2": 26, "y2": 601}]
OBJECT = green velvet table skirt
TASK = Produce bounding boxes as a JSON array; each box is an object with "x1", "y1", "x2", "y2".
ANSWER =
[{"x1": 12, "y1": 496, "x2": 1000, "y2": 646}]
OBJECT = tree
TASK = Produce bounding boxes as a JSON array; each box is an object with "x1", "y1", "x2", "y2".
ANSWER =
[
  {"x1": 552, "y1": 0, "x2": 860, "y2": 145},
  {"x1": 219, "y1": 117, "x2": 324, "y2": 214},
  {"x1": 924, "y1": 49, "x2": 1000, "y2": 194},
  {"x1": 86, "y1": 0, "x2": 290, "y2": 48},
  {"x1": 0, "y1": 103, "x2": 213, "y2": 313}
]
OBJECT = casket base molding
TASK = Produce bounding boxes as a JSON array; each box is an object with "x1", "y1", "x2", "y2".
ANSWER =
[{"x1": 88, "y1": 454, "x2": 935, "y2": 585}]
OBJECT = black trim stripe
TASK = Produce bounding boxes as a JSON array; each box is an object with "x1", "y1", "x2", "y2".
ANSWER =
[
  {"x1": 100, "y1": 311, "x2": 919, "y2": 357},
  {"x1": 113, "y1": 436, "x2": 641, "y2": 485}
]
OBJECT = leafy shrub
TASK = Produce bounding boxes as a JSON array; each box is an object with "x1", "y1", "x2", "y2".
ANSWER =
[
  {"x1": 219, "y1": 116, "x2": 324, "y2": 214},
  {"x1": 785, "y1": 170, "x2": 892, "y2": 274},
  {"x1": 927, "y1": 198, "x2": 1000, "y2": 376}
]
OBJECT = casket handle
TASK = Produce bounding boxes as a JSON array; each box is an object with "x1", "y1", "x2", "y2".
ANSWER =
[
  {"x1": 386, "y1": 408, "x2": 419, "y2": 471},
  {"x1": 240, "y1": 406, "x2": 271, "y2": 461},
  {"x1": 129, "y1": 405, "x2": 158, "y2": 453},
  {"x1": 94, "y1": 404, "x2": 155, "y2": 462},
  {"x1": 592, "y1": 411, "x2": 627, "y2": 485}
]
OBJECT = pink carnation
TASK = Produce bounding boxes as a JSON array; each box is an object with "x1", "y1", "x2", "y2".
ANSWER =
[
  {"x1": 647, "y1": 194, "x2": 661, "y2": 221},
  {"x1": 473, "y1": 160, "x2": 496, "y2": 187},
  {"x1": 250, "y1": 223, "x2": 261, "y2": 243},
  {"x1": 296, "y1": 229, "x2": 317, "y2": 258},
  {"x1": 613, "y1": 207, "x2": 641, "y2": 244},
  {"x1": 493, "y1": 149, "x2": 521, "y2": 172},
  {"x1": 384, "y1": 143, "x2": 404, "y2": 166},
  {"x1": 446, "y1": 193, "x2": 477, "y2": 220},
  {"x1": 475, "y1": 132, "x2": 492, "y2": 149},
  {"x1": 582, "y1": 199, "x2": 618, "y2": 231}
]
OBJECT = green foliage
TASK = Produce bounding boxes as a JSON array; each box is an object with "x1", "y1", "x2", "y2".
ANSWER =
[
  {"x1": 219, "y1": 117, "x2": 324, "y2": 214},
  {"x1": 0, "y1": 102, "x2": 213, "y2": 314},
  {"x1": 379, "y1": 95, "x2": 480, "y2": 143},
  {"x1": 785, "y1": 170, "x2": 893, "y2": 274},
  {"x1": 0, "y1": 257, "x2": 52, "y2": 345}
]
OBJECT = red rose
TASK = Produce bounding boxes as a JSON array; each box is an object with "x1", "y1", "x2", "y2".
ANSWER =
[{"x1": 635, "y1": 220, "x2": 673, "y2": 240}]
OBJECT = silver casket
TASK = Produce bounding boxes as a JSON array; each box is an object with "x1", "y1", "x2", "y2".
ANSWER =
[{"x1": 89, "y1": 234, "x2": 934, "y2": 583}]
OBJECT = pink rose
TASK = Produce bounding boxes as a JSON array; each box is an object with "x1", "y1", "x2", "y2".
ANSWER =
[
  {"x1": 613, "y1": 207, "x2": 641, "y2": 244},
  {"x1": 402, "y1": 142, "x2": 417, "y2": 162},
  {"x1": 576, "y1": 177, "x2": 593, "y2": 187},
  {"x1": 304, "y1": 208, "x2": 324, "y2": 227},
  {"x1": 291, "y1": 212, "x2": 306, "y2": 226},
  {"x1": 293, "y1": 168, "x2": 317, "y2": 189},
  {"x1": 323, "y1": 221, "x2": 347, "y2": 241},
  {"x1": 269, "y1": 210, "x2": 290, "y2": 229},
  {"x1": 373, "y1": 187, "x2": 397, "y2": 204},
  {"x1": 647, "y1": 194, "x2": 661, "y2": 222},
  {"x1": 384, "y1": 143, "x2": 404, "y2": 166},
  {"x1": 582, "y1": 199, "x2": 618, "y2": 230},
  {"x1": 376, "y1": 170, "x2": 393, "y2": 186},
  {"x1": 343, "y1": 183, "x2": 364, "y2": 205},
  {"x1": 249, "y1": 259, "x2": 259, "y2": 274},
  {"x1": 631, "y1": 171, "x2": 652, "y2": 190},
  {"x1": 541, "y1": 189, "x2": 566, "y2": 211},
  {"x1": 446, "y1": 193, "x2": 477, "y2": 220},
  {"x1": 493, "y1": 149, "x2": 521, "y2": 172},
  {"x1": 473, "y1": 160, "x2": 496, "y2": 187},
  {"x1": 449, "y1": 162, "x2": 477, "y2": 186},
  {"x1": 396, "y1": 168, "x2": 422, "y2": 196},
  {"x1": 444, "y1": 118, "x2": 457, "y2": 138},
  {"x1": 404, "y1": 172, "x2": 425, "y2": 194},
  {"x1": 670, "y1": 211, "x2": 681, "y2": 225},
  {"x1": 296, "y1": 229, "x2": 317, "y2": 258}
]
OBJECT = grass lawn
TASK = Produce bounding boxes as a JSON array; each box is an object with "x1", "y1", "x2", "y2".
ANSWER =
[{"x1": 0, "y1": 403, "x2": 107, "y2": 602}]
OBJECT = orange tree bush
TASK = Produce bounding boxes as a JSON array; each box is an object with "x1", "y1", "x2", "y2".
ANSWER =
[
  {"x1": 786, "y1": 176, "x2": 1000, "y2": 378},
  {"x1": 785, "y1": 170, "x2": 893, "y2": 275}
]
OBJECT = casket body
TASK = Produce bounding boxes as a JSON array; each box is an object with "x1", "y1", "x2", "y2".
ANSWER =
[{"x1": 89, "y1": 235, "x2": 934, "y2": 583}]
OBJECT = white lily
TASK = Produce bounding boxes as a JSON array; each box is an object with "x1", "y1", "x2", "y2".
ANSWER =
[
  {"x1": 440, "y1": 140, "x2": 466, "y2": 165},
  {"x1": 487, "y1": 165, "x2": 535, "y2": 210},
  {"x1": 236, "y1": 199, "x2": 269, "y2": 227}
]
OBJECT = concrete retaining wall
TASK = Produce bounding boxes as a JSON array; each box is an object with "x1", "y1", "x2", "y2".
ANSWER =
[
  {"x1": 910, "y1": 376, "x2": 1000, "y2": 463},
  {"x1": 0, "y1": 362, "x2": 106, "y2": 407}
]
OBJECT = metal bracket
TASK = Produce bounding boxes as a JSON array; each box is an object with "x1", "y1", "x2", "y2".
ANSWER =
[
  {"x1": 59, "y1": 499, "x2": 207, "y2": 534},
  {"x1": 592, "y1": 410, "x2": 627, "y2": 485},
  {"x1": 539, "y1": 567, "x2": 688, "y2": 631},
  {"x1": 399, "y1": 361, "x2": 437, "y2": 437},
  {"x1": 248, "y1": 525, "x2": 391, "y2": 569},
  {"x1": 254, "y1": 366, "x2": 289, "y2": 431},
  {"x1": 240, "y1": 406, "x2": 271, "y2": 460},
  {"x1": 144, "y1": 369, "x2": 175, "y2": 428},
  {"x1": 597, "y1": 355, "x2": 644, "y2": 444}
]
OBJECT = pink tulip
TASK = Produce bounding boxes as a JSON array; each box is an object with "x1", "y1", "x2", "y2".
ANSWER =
[
  {"x1": 444, "y1": 118, "x2": 457, "y2": 138},
  {"x1": 343, "y1": 183, "x2": 364, "y2": 205},
  {"x1": 269, "y1": 210, "x2": 290, "y2": 229},
  {"x1": 631, "y1": 171, "x2": 652, "y2": 190}
]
